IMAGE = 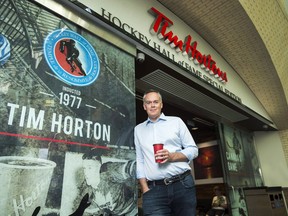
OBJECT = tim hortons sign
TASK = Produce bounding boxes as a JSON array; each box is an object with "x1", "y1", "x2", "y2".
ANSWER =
[{"x1": 149, "y1": 7, "x2": 228, "y2": 83}]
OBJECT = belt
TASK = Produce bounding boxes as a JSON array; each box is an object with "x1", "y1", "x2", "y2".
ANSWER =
[{"x1": 147, "y1": 170, "x2": 191, "y2": 186}]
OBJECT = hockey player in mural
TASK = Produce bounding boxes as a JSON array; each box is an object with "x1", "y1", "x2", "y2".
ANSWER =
[{"x1": 81, "y1": 149, "x2": 136, "y2": 215}]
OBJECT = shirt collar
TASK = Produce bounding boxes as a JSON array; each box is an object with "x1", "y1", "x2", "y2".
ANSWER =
[{"x1": 146, "y1": 113, "x2": 167, "y2": 125}]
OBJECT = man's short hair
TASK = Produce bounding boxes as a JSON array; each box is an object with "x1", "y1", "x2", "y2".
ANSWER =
[
  {"x1": 143, "y1": 89, "x2": 162, "y2": 102},
  {"x1": 82, "y1": 148, "x2": 102, "y2": 164}
]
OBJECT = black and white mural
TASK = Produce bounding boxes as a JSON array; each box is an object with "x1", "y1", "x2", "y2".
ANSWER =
[{"x1": 0, "y1": 0, "x2": 136, "y2": 215}]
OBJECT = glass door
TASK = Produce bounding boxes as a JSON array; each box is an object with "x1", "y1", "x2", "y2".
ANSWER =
[{"x1": 219, "y1": 124, "x2": 264, "y2": 215}]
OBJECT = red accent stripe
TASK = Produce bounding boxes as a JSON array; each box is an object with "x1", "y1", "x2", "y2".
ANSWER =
[{"x1": 0, "y1": 131, "x2": 110, "y2": 149}]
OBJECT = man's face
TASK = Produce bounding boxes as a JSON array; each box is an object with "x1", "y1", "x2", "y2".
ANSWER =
[
  {"x1": 143, "y1": 92, "x2": 163, "y2": 121},
  {"x1": 83, "y1": 159, "x2": 101, "y2": 188}
]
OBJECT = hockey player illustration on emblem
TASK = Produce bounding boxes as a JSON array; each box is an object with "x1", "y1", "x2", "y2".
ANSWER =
[{"x1": 59, "y1": 39, "x2": 87, "y2": 76}]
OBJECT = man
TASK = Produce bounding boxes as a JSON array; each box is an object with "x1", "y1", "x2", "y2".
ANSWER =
[
  {"x1": 206, "y1": 186, "x2": 227, "y2": 216},
  {"x1": 134, "y1": 89, "x2": 198, "y2": 216},
  {"x1": 80, "y1": 149, "x2": 137, "y2": 215}
]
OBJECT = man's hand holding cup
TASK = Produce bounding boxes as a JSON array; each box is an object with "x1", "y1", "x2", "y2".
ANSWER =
[{"x1": 153, "y1": 144, "x2": 169, "y2": 163}]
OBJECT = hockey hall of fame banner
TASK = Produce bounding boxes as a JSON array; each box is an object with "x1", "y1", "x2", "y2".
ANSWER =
[{"x1": 0, "y1": 0, "x2": 137, "y2": 215}]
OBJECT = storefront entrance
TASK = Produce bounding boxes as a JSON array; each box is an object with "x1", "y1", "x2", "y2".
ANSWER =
[{"x1": 135, "y1": 50, "x2": 227, "y2": 215}]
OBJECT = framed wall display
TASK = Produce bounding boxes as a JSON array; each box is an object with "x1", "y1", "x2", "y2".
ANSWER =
[{"x1": 192, "y1": 140, "x2": 224, "y2": 185}]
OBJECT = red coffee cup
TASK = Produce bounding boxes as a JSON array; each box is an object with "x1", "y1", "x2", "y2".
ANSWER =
[{"x1": 153, "y1": 143, "x2": 164, "y2": 163}]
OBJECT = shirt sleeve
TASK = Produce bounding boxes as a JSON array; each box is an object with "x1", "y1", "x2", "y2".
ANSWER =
[
  {"x1": 212, "y1": 196, "x2": 217, "y2": 205},
  {"x1": 134, "y1": 126, "x2": 145, "y2": 179},
  {"x1": 178, "y1": 118, "x2": 198, "y2": 162}
]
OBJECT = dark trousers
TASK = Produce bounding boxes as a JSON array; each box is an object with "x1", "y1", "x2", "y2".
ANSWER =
[
  {"x1": 206, "y1": 208, "x2": 225, "y2": 216},
  {"x1": 142, "y1": 174, "x2": 196, "y2": 216}
]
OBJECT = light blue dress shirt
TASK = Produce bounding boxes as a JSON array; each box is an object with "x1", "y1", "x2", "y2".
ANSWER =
[{"x1": 134, "y1": 113, "x2": 198, "y2": 181}]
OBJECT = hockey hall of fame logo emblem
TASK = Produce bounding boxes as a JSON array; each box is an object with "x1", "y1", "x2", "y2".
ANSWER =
[{"x1": 44, "y1": 29, "x2": 100, "y2": 86}]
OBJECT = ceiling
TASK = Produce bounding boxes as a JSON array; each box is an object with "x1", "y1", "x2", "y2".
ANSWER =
[{"x1": 149, "y1": 0, "x2": 288, "y2": 131}]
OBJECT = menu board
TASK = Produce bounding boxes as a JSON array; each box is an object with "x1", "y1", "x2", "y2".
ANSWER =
[{"x1": 0, "y1": 0, "x2": 136, "y2": 215}]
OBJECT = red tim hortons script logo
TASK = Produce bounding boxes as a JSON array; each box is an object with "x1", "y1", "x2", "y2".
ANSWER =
[{"x1": 149, "y1": 7, "x2": 228, "y2": 83}]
